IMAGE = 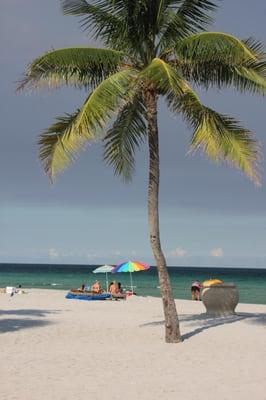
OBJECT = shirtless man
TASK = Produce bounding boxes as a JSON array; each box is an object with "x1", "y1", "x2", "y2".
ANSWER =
[
  {"x1": 109, "y1": 281, "x2": 118, "y2": 295},
  {"x1": 109, "y1": 281, "x2": 126, "y2": 300}
]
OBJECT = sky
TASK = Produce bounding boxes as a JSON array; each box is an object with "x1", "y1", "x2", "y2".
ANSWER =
[{"x1": 0, "y1": 0, "x2": 266, "y2": 267}]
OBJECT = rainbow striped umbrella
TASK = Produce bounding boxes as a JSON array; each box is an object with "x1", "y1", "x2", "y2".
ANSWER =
[{"x1": 111, "y1": 261, "x2": 150, "y2": 293}]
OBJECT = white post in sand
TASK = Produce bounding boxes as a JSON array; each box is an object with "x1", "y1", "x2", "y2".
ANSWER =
[{"x1": 130, "y1": 272, "x2": 133, "y2": 293}]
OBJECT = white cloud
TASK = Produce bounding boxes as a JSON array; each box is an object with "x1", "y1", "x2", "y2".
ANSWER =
[
  {"x1": 210, "y1": 248, "x2": 223, "y2": 257},
  {"x1": 48, "y1": 248, "x2": 59, "y2": 259},
  {"x1": 169, "y1": 247, "x2": 187, "y2": 257},
  {"x1": 113, "y1": 250, "x2": 121, "y2": 256},
  {"x1": 86, "y1": 253, "x2": 100, "y2": 259}
]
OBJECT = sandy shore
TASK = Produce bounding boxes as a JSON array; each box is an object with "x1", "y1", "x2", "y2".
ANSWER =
[{"x1": 0, "y1": 289, "x2": 265, "y2": 400}]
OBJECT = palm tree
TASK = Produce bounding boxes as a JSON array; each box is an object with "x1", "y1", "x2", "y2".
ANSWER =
[{"x1": 18, "y1": 0, "x2": 266, "y2": 343}]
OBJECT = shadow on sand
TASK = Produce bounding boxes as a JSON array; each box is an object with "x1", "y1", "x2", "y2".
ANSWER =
[
  {"x1": 140, "y1": 312, "x2": 266, "y2": 341},
  {"x1": 0, "y1": 309, "x2": 61, "y2": 334}
]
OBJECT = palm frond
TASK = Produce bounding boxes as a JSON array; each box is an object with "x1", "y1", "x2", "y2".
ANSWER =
[
  {"x1": 140, "y1": 57, "x2": 188, "y2": 96},
  {"x1": 39, "y1": 68, "x2": 138, "y2": 178},
  {"x1": 61, "y1": 0, "x2": 141, "y2": 53},
  {"x1": 159, "y1": 0, "x2": 217, "y2": 50},
  {"x1": 61, "y1": 1, "x2": 174, "y2": 62},
  {"x1": 61, "y1": 1, "x2": 123, "y2": 42},
  {"x1": 17, "y1": 47, "x2": 125, "y2": 92},
  {"x1": 39, "y1": 111, "x2": 88, "y2": 179},
  {"x1": 104, "y1": 94, "x2": 147, "y2": 181},
  {"x1": 168, "y1": 89, "x2": 261, "y2": 185},
  {"x1": 176, "y1": 32, "x2": 259, "y2": 62},
  {"x1": 176, "y1": 0, "x2": 217, "y2": 31},
  {"x1": 175, "y1": 33, "x2": 266, "y2": 93},
  {"x1": 190, "y1": 108, "x2": 261, "y2": 185}
]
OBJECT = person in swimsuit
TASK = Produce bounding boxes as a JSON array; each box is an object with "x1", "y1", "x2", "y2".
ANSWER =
[
  {"x1": 91, "y1": 280, "x2": 102, "y2": 294},
  {"x1": 78, "y1": 284, "x2": 85, "y2": 292},
  {"x1": 191, "y1": 280, "x2": 201, "y2": 301},
  {"x1": 117, "y1": 282, "x2": 123, "y2": 293},
  {"x1": 109, "y1": 281, "x2": 118, "y2": 294},
  {"x1": 109, "y1": 281, "x2": 126, "y2": 300}
]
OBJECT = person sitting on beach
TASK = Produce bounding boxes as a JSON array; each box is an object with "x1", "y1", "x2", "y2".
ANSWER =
[
  {"x1": 91, "y1": 280, "x2": 102, "y2": 294},
  {"x1": 78, "y1": 284, "x2": 85, "y2": 292},
  {"x1": 9, "y1": 285, "x2": 25, "y2": 296},
  {"x1": 70, "y1": 284, "x2": 86, "y2": 294},
  {"x1": 109, "y1": 281, "x2": 118, "y2": 295},
  {"x1": 117, "y1": 282, "x2": 123, "y2": 293},
  {"x1": 15, "y1": 284, "x2": 24, "y2": 294},
  {"x1": 109, "y1": 281, "x2": 126, "y2": 300},
  {"x1": 191, "y1": 280, "x2": 201, "y2": 301}
]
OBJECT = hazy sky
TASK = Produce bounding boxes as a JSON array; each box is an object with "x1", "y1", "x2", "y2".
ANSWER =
[{"x1": 1, "y1": 0, "x2": 266, "y2": 267}]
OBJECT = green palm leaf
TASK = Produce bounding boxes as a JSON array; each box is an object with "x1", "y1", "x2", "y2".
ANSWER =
[
  {"x1": 189, "y1": 109, "x2": 261, "y2": 185},
  {"x1": 61, "y1": 0, "x2": 133, "y2": 51},
  {"x1": 39, "y1": 111, "x2": 87, "y2": 178},
  {"x1": 104, "y1": 95, "x2": 147, "y2": 181},
  {"x1": 17, "y1": 47, "x2": 125, "y2": 92},
  {"x1": 159, "y1": 0, "x2": 217, "y2": 50},
  {"x1": 168, "y1": 89, "x2": 261, "y2": 185},
  {"x1": 39, "y1": 68, "x2": 138, "y2": 178},
  {"x1": 177, "y1": 32, "x2": 258, "y2": 62},
  {"x1": 176, "y1": 0, "x2": 217, "y2": 31},
  {"x1": 175, "y1": 33, "x2": 266, "y2": 93},
  {"x1": 140, "y1": 58, "x2": 187, "y2": 96},
  {"x1": 61, "y1": 0, "x2": 121, "y2": 35}
]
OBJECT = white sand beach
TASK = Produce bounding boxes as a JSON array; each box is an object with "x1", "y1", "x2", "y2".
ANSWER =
[{"x1": 0, "y1": 289, "x2": 265, "y2": 400}]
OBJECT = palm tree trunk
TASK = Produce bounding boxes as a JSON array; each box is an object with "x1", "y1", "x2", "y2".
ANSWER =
[{"x1": 145, "y1": 88, "x2": 182, "y2": 343}]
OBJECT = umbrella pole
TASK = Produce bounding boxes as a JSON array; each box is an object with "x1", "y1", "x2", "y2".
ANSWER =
[
  {"x1": 106, "y1": 272, "x2": 109, "y2": 292},
  {"x1": 130, "y1": 272, "x2": 133, "y2": 293}
]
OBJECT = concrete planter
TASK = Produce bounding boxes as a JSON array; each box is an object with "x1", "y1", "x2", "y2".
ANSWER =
[{"x1": 202, "y1": 283, "x2": 239, "y2": 316}]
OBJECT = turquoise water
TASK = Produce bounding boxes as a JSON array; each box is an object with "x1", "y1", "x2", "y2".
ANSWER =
[{"x1": 0, "y1": 263, "x2": 265, "y2": 304}]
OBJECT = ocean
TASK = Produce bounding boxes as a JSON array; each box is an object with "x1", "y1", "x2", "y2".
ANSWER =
[{"x1": 0, "y1": 263, "x2": 265, "y2": 304}]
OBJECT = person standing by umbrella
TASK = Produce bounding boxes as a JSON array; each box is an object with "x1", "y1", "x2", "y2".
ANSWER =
[{"x1": 191, "y1": 280, "x2": 202, "y2": 301}]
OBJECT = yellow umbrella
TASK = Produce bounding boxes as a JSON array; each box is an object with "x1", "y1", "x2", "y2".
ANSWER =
[{"x1": 202, "y1": 279, "x2": 223, "y2": 287}]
